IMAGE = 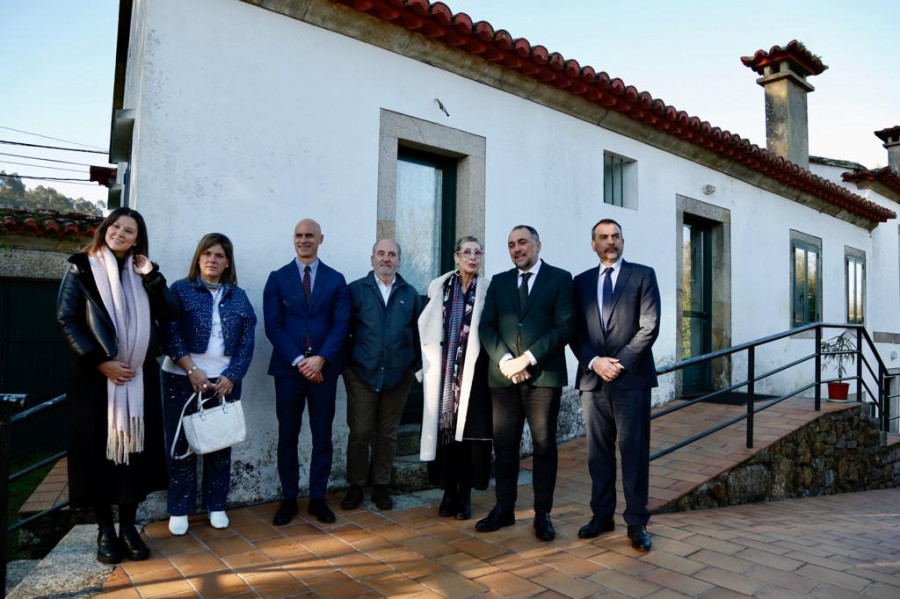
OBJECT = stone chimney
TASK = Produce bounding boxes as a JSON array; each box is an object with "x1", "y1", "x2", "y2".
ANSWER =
[
  {"x1": 741, "y1": 40, "x2": 827, "y2": 170},
  {"x1": 874, "y1": 126, "x2": 900, "y2": 173}
]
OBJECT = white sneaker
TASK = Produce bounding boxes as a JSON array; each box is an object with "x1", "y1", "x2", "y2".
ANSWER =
[
  {"x1": 168, "y1": 515, "x2": 189, "y2": 536},
  {"x1": 209, "y1": 511, "x2": 229, "y2": 529}
]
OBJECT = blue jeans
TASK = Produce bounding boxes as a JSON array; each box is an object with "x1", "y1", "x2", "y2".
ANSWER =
[{"x1": 162, "y1": 372, "x2": 239, "y2": 515}]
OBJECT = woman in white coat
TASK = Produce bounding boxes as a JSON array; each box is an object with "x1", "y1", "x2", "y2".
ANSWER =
[{"x1": 418, "y1": 236, "x2": 492, "y2": 520}]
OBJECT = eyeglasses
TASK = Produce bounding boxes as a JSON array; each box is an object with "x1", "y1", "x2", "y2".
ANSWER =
[{"x1": 456, "y1": 249, "x2": 484, "y2": 258}]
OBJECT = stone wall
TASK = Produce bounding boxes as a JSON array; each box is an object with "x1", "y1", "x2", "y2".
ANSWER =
[{"x1": 656, "y1": 404, "x2": 900, "y2": 513}]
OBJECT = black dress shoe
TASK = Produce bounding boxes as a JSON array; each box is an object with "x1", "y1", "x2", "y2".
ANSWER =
[
  {"x1": 533, "y1": 512, "x2": 555, "y2": 542},
  {"x1": 455, "y1": 500, "x2": 472, "y2": 521},
  {"x1": 627, "y1": 525, "x2": 652, "y2": 551},
  {"x1": 438, "y1": 490, "x2": 456, "y2": 518},
  {"x1": 341, "y1": 485, "x2": 364, "y2": 510},
  {"x1": 372, "y1": 485, "x2": 393, "y2": 510},
  {"x1": 308, "y1": 499, "x2": 336, "y2": 524},
  {"x1": 119, "y1": 525, "x2": 150, "y2": 561},
  {"x1": 475, "y1": 506, "x2": 515, "y2": 533},
  {"x1": 578, "y1": 515, "x2": 615, "y2": 539},
  {"x1": 273, "y1": 499, "x2": 298, "y2": 526},
  {"x1": 96, "y1": 525, "x2": 124, "y2": 565}
]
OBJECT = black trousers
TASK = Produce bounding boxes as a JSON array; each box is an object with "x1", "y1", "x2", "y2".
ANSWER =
[
  {"x1": 581, "y1": 386, "x2": 651, "y2": 526},
  {"x1": 490, "y1": 385, "x2": 561, "y2": 513}
]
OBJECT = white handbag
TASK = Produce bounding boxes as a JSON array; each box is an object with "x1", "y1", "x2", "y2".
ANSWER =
[{"x1": 171, "y1": 391, "x2": 246, "y2": 459}]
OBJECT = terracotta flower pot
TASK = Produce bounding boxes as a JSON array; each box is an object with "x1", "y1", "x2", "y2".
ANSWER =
[{"x1": 827, "y1": 381, "x2": 850, "y2": 401}]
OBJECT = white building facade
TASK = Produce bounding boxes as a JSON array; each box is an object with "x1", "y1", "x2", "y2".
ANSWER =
[{"x1": 109, "y1": 0, "x2": 899, "y2": 508}]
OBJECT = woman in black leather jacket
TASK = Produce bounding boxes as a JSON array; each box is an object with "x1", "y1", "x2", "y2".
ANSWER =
[{"x1": 57, "y1": 207, "x2": 177, "y2": 565}]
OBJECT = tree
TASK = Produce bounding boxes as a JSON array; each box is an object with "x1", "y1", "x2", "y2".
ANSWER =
[{"x1": 0, "y1": 171, "x2": 103, "y2": 216}]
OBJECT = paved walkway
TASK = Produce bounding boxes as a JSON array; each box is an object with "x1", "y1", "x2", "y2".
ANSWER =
[{"x1": 90, "y1": 398, "x2": 900, "y2": 598}]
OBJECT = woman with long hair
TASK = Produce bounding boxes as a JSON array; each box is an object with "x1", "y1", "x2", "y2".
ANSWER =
[
  {"x1": 161, "y1": 233, "x2": 256, "y2": 535},
  {"x1": 57, "y1": 207, "x2": 177, "y2": 564},
  {"x1": 418, "y1": 236, "x2": 493, "y2": 520}
]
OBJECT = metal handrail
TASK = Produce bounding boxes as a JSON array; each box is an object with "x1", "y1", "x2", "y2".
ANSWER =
[
  {"x1": 650, "y1": 323, "x2": 898, "y2": 465},
  {"x1": 1, "y1": 393, "x2": 69, "y2": 586}
]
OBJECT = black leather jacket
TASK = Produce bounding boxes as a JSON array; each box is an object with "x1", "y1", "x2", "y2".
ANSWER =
[{"x1": 56, "y1": 252, "x2": 179, "y2": 370}]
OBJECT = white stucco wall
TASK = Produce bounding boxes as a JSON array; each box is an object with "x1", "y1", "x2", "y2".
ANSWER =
[{"x1": 122, "y1": 0, "x2": 900, "y2": 510}]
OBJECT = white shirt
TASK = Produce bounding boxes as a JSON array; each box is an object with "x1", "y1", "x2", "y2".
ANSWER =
[
  {"x1": 518, "y1": 258, "x2": 542, "y2": 294},
  {"x1": 162, "y1": 287, "x2": 230, "y2": 377},
  {"x1": 501, "y1": 259, "x2": 544, "y2": 367},
  {"x1": 376, "y1": 276, "x2": 394, "y2": 304},
  {"x1": 589, "y1": 258, "x2": 625, "y2": 371},
  {"x1": 597, "y1": 257, "x2": 624, "y2": 316}
]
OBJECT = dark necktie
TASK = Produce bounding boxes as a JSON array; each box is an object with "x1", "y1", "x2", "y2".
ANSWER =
[
  {"x1": 303, "y1": 265, "x2": 312, "y2": 304},
  {"x1": 601, "y1": 266, "x2": 614, "y2": 332},
  {"x1": 303, "y1": 265, "x2": 312, "y2": 354},
  {"x1": 518, "y1": 271, "x2": 532, "y2": 312}
]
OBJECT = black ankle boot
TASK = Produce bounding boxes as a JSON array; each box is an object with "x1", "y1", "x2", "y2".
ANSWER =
[
  {"x1": 119, "y1": 525, "x2": 150, "y2": 561},
  {"x1": 97, "y1": 525, "x2": 124, "y2": 564},
  {"x1": 438, "y1": 488, "x2": 457, "y2": 517}
]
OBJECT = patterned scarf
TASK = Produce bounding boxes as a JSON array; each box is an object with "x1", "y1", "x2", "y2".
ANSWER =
[
  {"x1": 438, "y1": 272, "x2": 477, "y2": 446},
  {"x1": 88, "y1": 246, "x2": 151, "y2": 465}
]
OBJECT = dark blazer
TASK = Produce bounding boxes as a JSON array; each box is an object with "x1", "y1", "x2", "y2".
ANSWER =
[
  {"x1": 264, "y1": 259, "x2": 350, "y2": 378},
  {"x1": 479, "y1": 261, "x2": 574, "y2": 388},
  {"x1": 345, "y1": 271, "x2": 423, "y2": 392},
  {"x1": 572, "y1": 260, "x2": 661, "y2": 391}
]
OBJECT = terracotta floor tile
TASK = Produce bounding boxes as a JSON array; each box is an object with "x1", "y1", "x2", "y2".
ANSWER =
[
  {"x1": 417, "y1": 570, "x2": 491, "y2": 599},
  {"x1": 357, "y1": 570, "x2": 429, "y2": 597},
  {"x1": 149, "y1": 532, "x2": 204, "y2": 557},
  {"x1": 329, "y1": 549, "x2": 390, "y2": 579},
  {"x1": 185, "y1": 570, "x2": 254, "y2": 596},
  {"x1": 435, "y1": 552, "x2": 501, "y2": 579},
  {"x1": 640, "y1": 566, "x2": 715, "y2": 596},
  {"x1": 233, "y1": 520, "x2": 284, "y2": 542},
  {"x1": 588, "y1": 569, "x2": 662, "y2": 598},
  {"x1": 204, "y1": 534, "x2": 256, "y2": 557},
  {"x1": 280, "y1": 554, "x2": 336, "y2": 582},
  {"x1": 529, "y1": 568, "x2": 605, "y2": 598},
  {"x1": 120, "y1": 555, "x2": 174, "y2": 577},
  {"x1": 169, "y1": 549, "x2": 228, "y2": 576},
  {"x1": 94, "y1": 588, "x2": 141, "y2": 599},
  {"x1": 473, "y1": 571, "x2": 545, "y2": 597},
  {"x1": 220, "y1": 549, "x2": 276, "y2": 571},
  {"x1": 243, "y1": 569, "x2": 310, "y2": 598}
]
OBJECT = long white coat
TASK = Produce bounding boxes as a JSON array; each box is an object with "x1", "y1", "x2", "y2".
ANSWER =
[{"x1": 417, "y1": 271, "x2": 490, "y2": 461}]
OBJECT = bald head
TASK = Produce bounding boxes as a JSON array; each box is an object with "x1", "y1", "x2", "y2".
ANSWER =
[{"x1": 294, "y1": 218, "x2": 323, "y2": 263}]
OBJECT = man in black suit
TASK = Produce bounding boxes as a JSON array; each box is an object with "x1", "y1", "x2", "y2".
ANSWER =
[
  {"x1": 477, "y1": 225, "x2": 574, "y2": 542},
  {"x1": 572, "y1": 219, "x2": 660, "y2": 551}
]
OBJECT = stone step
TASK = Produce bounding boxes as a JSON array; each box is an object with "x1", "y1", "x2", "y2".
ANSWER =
[{"x1": 6, "y1": 524, "x2": 111, "y2": 599}]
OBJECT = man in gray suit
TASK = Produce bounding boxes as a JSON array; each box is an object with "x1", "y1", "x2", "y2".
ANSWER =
[{"x1": 571, "y1": 219, "x2": 660, "y2": 551}]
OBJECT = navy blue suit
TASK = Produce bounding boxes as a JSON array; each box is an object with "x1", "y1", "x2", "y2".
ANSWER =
[
  {"x1": 264, "y1": 259, "x2": 349, "y2": 501},
  {"x1": 572, "y1": 259, "x2": 660, "y2": 526}
]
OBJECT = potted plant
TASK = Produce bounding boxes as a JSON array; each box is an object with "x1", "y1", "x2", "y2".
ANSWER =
[{"x1": 820, "y1": 331, "x2": 856, "y2": 401}]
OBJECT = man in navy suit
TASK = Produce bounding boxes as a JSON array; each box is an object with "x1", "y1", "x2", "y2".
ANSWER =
[
  {"x1": 572, "y1": 219, "x2": 660, "y2": 550},
  {"x1": 476, "y1": 225, "x2": 574, "y2": 542},
  {"x1": 264, "y1": 218, "x2": 350, "y2": 525}
]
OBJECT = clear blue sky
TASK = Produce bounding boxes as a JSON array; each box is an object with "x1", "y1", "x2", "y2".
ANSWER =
[{"x1": 3, "y1": 0, "x2": 897, "y2": 207}]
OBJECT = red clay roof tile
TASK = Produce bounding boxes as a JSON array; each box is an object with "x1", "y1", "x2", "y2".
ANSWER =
[
  {"x1": 0, "y1": 208, "x2": 100, "y2": 239},
  {"x1": 741, "y1": 40, "x2": 828, "y2": 77},
  {"x1": 333, "y1": 0, "x2": 894, "y2": 223}
]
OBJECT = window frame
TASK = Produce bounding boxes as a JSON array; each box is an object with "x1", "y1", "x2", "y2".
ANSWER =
[
  {"x1": 602, "y1": 150, "x2": 637, "y2": 209},
  {"x1": 844, "y1": 246, "x2": 865, "y2": 325},
  {"x1": 790, "y1": 230, "x2": 822, "y2": 328}
]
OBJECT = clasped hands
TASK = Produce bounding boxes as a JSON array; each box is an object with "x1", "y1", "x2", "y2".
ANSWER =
[
  {"x1": 500, "y1": 354, "x2": 532, "y2": 385},
  {"x1": 592, "y1": 356, "x2": 624, "y2": 382},
  {"x1": 188, "y1": 367, "x2": 234, "y2": 397},
  {"x1": 298, "y1": 355, "x2": 325, "y2": 384}
]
